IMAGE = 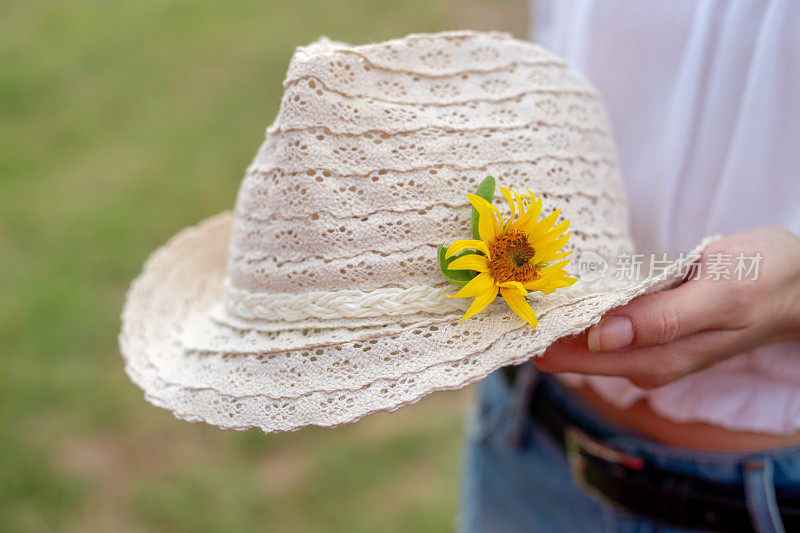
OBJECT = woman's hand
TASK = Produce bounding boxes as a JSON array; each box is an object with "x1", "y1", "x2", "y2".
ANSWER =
[{"x1": 534, "y1": 226, "x2": 800, "y2": 389}]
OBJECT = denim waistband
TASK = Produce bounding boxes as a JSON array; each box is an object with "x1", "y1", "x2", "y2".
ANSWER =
[{"x1": 488, "y1": 365, "x2": 800, "y2": 493}]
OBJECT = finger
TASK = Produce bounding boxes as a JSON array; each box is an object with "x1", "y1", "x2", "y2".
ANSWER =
[
  {"x1": 586, "y1": 280, "x2": 728, "y2": 352},
  {"x1": 616, "y1": 328, "x2": 750, "y2": 389},
  {"x1": 534, "y1": 333, "x2": 596, "y2": 374},
  {"x1": 535, "y1": 328, "x2": 744, "y2": 387}
]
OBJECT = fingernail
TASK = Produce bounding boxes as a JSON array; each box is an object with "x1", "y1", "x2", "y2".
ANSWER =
[{"x1": 587, "y1": 316, "x2": 634, "y2": 352}]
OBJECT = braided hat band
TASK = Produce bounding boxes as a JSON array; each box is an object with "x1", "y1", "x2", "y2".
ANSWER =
[{"x1": 223, "y1": 282, "x2": 467, "y2": 321}]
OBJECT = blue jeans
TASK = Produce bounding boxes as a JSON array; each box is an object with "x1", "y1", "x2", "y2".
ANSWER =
[{"x1": 459, "y1": 367, "x2": 800, "y2": 532}]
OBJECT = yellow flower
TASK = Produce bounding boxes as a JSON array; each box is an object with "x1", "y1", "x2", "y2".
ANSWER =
[{"x1": 445, "y1": 187, "x2": 577, "y2": 328}]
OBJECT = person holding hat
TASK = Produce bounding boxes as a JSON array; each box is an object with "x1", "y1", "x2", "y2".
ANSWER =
[
  {"x1": 459, "y1": 1, "x2": 800, "y2": 531},
  {"x1": 119, "y1": 15, "x2": 800, "y2": 533}
]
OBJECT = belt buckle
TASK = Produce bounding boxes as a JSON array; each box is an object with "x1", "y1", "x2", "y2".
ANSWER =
[{"x1": 565, "y1": 425, "x2": 645, "y2": 504}]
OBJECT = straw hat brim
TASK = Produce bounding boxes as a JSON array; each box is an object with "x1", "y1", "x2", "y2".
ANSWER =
[{"x1": 120, "y1": 212, "x2": 715, "y2": 433}]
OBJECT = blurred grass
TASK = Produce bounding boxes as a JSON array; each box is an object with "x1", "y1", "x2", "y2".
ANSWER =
[{"x1": 0, "y1": 1, "x2": 527, "y2": 531}]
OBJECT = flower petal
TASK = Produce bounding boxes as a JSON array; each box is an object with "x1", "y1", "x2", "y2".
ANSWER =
[
  {"x1": 550, "y1": 250, "x2": 573, "y2": 260},
  {"x1": 448, "y1": 271, "x2": 495, "y2": 299},
  {"x1": 538, "y1": 276, "x2": 578, "y2": 294},
  {"x1": 497, "y1": 280, "x2": 528, "y2": 296},
  {"x1": 508, "y1": 194, "x2": 542, "y2": 231},
  {"x1": 525, "y1": 209, "x2": 561, "y2": 236},
  {"x1": 540, "y1": 219, "x2": 570, "y2": 241},
  {"x1": 500, "y1": 186, "x2": 516, "y2": 223},
  {"x1": 445, "y1": 239, "x2": 490, "y2": 259},
  {"x1": 517, "y1": 193, "x2": 529, "y2": 218},
  {"x1": 460, "y1": 283, "x2": 499, "y2": 323},
  {"x1": 500, "y1": 287, "x2": 537, "y2": 328},
  {"x1": 532, "y1": 249, "x2": 573, "y2": 265},
  {"x1": 545, "y1": 232, "x2": 571, "y2": 253},
  {"x1": 541, "y1": 259, "x2": 571, "y2": 272},
  {"x1": 530, "y1": 240, "x2": 573, "y2": 265},
  {"x1": 524, "y1": 272, "x2": 577, "y2": 294},
  {"x1": 467, "y1": 193, "x2": 502, "y2": 242},
  {"x1": 447, "y1": 254, "x2": 489, "y2": 272}
]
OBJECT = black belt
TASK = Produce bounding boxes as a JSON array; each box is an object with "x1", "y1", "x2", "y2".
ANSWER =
[{"x1": 524, "y1": 374, "x2": 800, "y2": 532}]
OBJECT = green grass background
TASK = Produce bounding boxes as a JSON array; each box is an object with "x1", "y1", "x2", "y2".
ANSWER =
[{"x1": 0, "y1": 1, "x2": 527, "y2": 531}]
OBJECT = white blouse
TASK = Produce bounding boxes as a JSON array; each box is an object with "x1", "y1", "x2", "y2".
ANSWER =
[{"x1": 530, "y1": 0, "x2": 800, "y2": 434}]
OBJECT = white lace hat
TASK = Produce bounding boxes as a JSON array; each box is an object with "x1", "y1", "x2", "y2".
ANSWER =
[{"x1": 120, "y1": 31, "x2": 712, "y2": 433}]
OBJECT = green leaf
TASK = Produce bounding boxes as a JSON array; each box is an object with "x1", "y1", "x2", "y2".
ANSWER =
[
  {"x1": 471, "y1": 175, "x2": 495, "y2": 240},
  {"x1": 437, "y1": 244, "x2": 475, "y2": 286}
]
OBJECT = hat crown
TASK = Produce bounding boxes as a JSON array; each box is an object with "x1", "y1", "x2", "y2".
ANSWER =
[{"x1": 226, "y1": 32, "x2": 630, "y2": 307}]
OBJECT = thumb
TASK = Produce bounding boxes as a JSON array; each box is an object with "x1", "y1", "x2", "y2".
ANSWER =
[{"x1": 587, "y1": 280, "x2": 723, "y2": 352}]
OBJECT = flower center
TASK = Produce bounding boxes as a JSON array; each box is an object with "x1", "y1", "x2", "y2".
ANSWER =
[{"x1": 488, "y1": 230, "x2": 539, "y2": 283}]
